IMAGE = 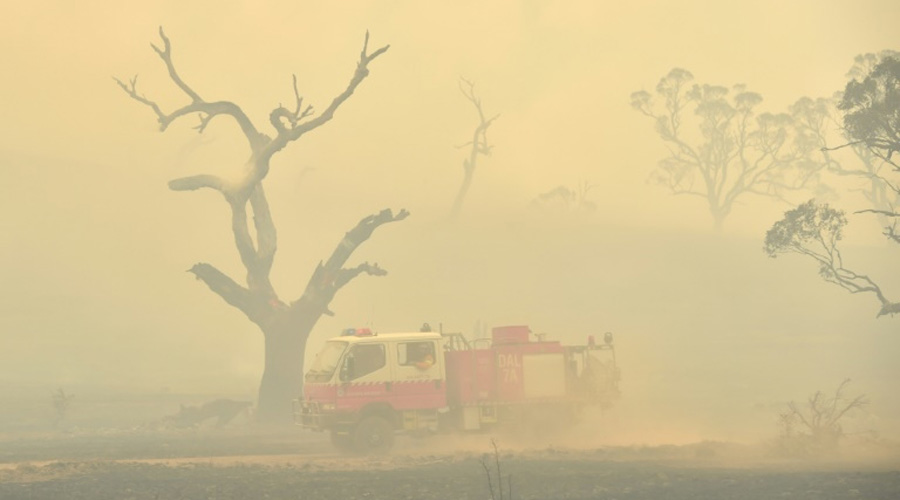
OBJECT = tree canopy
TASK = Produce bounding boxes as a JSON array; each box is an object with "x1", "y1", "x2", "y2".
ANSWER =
[{"x1": 839, "y1": 56, "x2": 900, "y2": 165}]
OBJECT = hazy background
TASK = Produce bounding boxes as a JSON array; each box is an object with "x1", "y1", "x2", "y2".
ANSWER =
[{"x1": 1, "y1": 1, "x2": 898, "y2": 443}]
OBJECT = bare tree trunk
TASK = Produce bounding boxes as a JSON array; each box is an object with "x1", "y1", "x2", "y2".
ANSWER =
[
  {"x1": 451, "y1": 162, "x2": 475, "y2": 219},
  {"x1": 257, "y1": 308, "x2": 318, "y2": 424},
  {"x1": 712, "y1": 212, "x2": 725, "y2": 233},
  {"x1": 190, "y1": 209, "x2": 407, "y2": 424}
]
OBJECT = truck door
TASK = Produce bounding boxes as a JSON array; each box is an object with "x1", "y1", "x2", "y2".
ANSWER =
[
  {"x1": 392, "y1": 340, "x2": 446, "y2": 410},
  {"x1": 337, "y1": 342, "x2": 390, "y2": 412}
]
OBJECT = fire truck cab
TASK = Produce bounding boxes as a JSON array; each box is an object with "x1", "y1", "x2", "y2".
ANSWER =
[{"x1": 295, "y1": 326, "x2": 619, "y2": 454}]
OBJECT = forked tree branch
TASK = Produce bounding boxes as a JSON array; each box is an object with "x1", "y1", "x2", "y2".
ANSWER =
[
  {"x1": 116, "y1": 28, "x2": 264, "y2": 151},
  {"x1": 269, "y1": 74, "x2": 315, "y2": 133},
  {"x1": 261, "y1": 31, "x2": 390, "y2": 161},
  {"x1": 297, "y1": 208, "x2": 409, "y2": 315},
  {"x1": 118, "y1": 27, "x2": 388, "y2": 203},
  {"x1": 119, "y1": 29, "x2": 397, "y2": 329}
]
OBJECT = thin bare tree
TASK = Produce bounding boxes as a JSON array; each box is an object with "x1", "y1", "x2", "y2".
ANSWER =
[
  {"x1": 451, "y1": 78, "x2": 498, "y2": 219},
  {"x1": 116, "y1": 28, "x2": 404, "y2": 422}
]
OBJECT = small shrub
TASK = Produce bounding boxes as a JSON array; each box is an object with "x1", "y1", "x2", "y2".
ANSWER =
[
  {"x1": 52, "y1": 388, "x2": 74, "y2": 427},
  {"x1": 773, "y1": 379, "x2": 868, "y2": 457}
]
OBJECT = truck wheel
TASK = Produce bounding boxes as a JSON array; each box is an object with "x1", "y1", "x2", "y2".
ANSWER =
[
  {"x1": 330, "y1": 430, "x2": 353, "y2": 452},
  {"x1": 352, "y1": 415, "x2": 394, "y2": 454}
]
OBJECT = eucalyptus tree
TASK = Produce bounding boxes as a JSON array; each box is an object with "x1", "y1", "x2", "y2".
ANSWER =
[
  {"x1": 765, "y1": 200, "x2": 898, "y2": 317},
  {"x1": 631, "y1": 69, "x2": 826, "y2": 231},
  {"x1": 837, "y1": 53, "x2": 900, "y2": 242},
  {"x1": 764, "y1": 53, "x2": 900, "y2": 318}
]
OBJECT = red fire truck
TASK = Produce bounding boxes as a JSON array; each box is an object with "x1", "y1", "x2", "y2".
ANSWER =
[{"x1": 294, "y1": 325, "x2": 619, "y2": 453}]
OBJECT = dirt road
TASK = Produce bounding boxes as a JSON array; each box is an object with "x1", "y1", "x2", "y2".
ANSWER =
[{"x1": 2, "y1": 429, "x2": 899, "y2": 499}]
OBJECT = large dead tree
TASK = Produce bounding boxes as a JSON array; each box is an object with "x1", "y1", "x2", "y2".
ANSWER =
[{"x1": 116, "y1": 28, "x2": 404, "y2": 423}]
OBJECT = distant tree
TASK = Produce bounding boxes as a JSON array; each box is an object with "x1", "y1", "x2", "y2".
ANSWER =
[
  {"x1": 764, "y1": 200, "x2": 898, "y2": 317},
  {"x1": 631, "y1": 69, "x2": 826, "y2": 231},
  {"x1": 529, "y1": 181, "x2": 597, "y2": 213},
  {"x1": 116, "y1": 28, "x2": 405, "y2": 423},
  {"x1": 451, "y1": 78, "x2": 498, "y2": 219}
]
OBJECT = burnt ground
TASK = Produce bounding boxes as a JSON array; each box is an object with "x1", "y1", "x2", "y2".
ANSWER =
[{"x1": 1, "y1": 428, "x2": 899, "y2": 500}]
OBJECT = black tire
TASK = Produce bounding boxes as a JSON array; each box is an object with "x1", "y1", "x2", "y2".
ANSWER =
[
  {"x1": 330, "y1": 430, "x2": 353, "y2": 452},
  {"x1": 352, "y1": 415, "x2": 395, "y2": 454}
]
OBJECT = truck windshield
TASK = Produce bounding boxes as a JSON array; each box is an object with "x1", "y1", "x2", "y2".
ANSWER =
[{"x1": 305, "y1": 341, "x2": 347, "y2": 383}]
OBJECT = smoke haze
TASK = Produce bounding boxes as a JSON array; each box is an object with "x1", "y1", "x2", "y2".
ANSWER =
[{"x1": 1, "y1": 0, "x2": 898, "y2": 444}]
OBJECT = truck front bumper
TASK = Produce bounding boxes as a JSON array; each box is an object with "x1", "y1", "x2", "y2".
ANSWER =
[{"x1": 292, "y1": 399, "x2": 339, "y2": 430}]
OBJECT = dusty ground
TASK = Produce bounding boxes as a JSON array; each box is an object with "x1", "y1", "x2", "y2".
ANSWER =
[{"x1": 2, "y1": 427, "x2": 899, "y2": 500}]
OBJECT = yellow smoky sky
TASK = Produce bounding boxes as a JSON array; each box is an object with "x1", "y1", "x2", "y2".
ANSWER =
[{"x1": 0, "y1": 1, "x2": 898, "y2": 439}]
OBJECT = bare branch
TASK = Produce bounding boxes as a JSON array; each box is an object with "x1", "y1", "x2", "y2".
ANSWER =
[
  {"x1": 821, "y1": 141, "x2": 867, "y2": 153},
  {"x1": 168, "y1": 174, "x2": 228, "y2": 193},
  {"x1": 188, "y1": 263, "x2": 253, "y2": 313},
  {"x1": 117, "y1": 27, "x2": 264, "y2": 150},
  {"x1": 269, "y1": 74, "x2": 315, "y2": 133},
  {"x1": 150, "y1": 26, "x2": 202, "y2": 103},
  {"x1": 855, "y1": 208, "x2": 900, "y2": 217},
  {"x1": 113, "y1": 75, "x2": 167, "y2": 126},
  {"x1": 263, "y1": 31, "x2": 390, "y2": 160},
  {"x1": 333, "y1": 262, "x2": 387, "y2": 290},
  {"x1": 296, "y1": 208, "x2": 408, "y2": 315}
]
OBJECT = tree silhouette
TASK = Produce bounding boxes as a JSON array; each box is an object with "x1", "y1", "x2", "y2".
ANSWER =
[
  {"x1": 767, "y1": 53, "x2": 900, "y2": 319},
  {"x1": 450, "y1": 78, "x2": 498, "y2": 219},
  {"x1": 116, "y1": 28, "x2": 405, "y2": 422},
  {"x1": 837, "y1": 53, "x2": 900, "y2": 243},
  {"x1": 631, "y1": 69, "x2": 826, "y2": 231},
  {"x1": 764, "y1": 200, "x2": 898, "y2": 317}
]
